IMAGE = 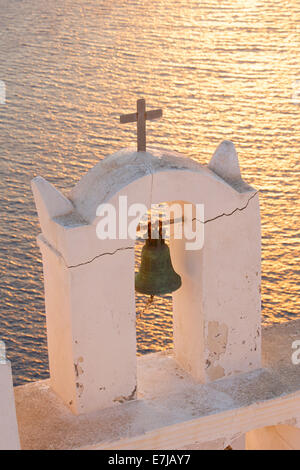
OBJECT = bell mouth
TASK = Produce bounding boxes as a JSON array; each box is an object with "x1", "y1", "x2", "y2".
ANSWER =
[
  {"x1": 135, "y1": 271, "x2": 182, "y2": 297},
  {"x1": 135, "y1": 242, "x2": 182, "y2": 297}
]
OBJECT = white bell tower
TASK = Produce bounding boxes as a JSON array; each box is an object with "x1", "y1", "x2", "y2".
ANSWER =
[{"x1": 32, "y1": 140, "x2": 261, "y2": 415}]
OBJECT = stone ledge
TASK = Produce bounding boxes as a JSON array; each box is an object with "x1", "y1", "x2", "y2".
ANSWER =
[{"x1": 15, "y1": 320, "x2": 300, "y2": 450}]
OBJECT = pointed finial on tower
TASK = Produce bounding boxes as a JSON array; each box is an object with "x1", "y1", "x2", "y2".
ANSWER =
[
  {"x1": 31, "y1": 176, "x2": 74, "y2": 242},
  {"x1": 31, "y1": 176, "x2": 73, "y2": 221},
  {"x1": 208, "y1": 140, "x2": 242, "y2": 183}
]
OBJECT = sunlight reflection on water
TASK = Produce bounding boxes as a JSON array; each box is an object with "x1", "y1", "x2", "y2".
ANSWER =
[{"x1": 0, "y1": 0, "x2": 299, "y2": 385}]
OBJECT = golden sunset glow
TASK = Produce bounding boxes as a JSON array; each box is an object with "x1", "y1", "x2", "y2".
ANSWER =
[{"x1": 0, "y1": 0, "x2": 299, "y2": 384}]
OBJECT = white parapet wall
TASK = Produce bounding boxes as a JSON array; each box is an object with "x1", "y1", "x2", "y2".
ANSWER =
[
  {"x1": 0, "y1": 341, "x2": 20, "y2": 450},
  {"x1": 13, "y1": 320, "x2": 300, "y2": 450}
]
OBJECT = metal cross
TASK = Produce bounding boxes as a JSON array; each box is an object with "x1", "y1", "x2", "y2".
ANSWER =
[{"x1": 120, "y1": 98, "x2": 163, "y2": 152}]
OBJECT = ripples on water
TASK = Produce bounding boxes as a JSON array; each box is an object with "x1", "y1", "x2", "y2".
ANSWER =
[{"x1": 0, "y1": 0, "x2": 299, "y2": 385}]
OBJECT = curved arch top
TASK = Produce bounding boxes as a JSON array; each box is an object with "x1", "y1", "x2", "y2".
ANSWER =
[
  {"x1": 31, "y1": 141, "x2": 258, "y2": 267},
  {"x1": 69, "y1": 143, "x2": 255, "y2": 225}
]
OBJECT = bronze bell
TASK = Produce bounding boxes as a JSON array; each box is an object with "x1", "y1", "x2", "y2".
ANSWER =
[{"x1": 135, "y1": 220, "x2": 182, "y2": 296}]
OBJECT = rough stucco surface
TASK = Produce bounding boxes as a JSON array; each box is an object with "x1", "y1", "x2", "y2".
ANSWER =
[
  {"x1": 14, "y1": 320, "x2": 300, "y2": 450},
  {"x1": 206, "y1": 321, "x2": 228, "y2": 381}
]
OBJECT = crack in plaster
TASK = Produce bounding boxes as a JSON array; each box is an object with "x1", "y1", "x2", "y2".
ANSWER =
[
  {"x1": 67, "y1": 246, "x2": 134, "y2": 269},
  {"x1": 43, "y1": 191, "x2": 258, "y2": 270},
  {"x1": 39, "y1": 235, "x2": 134, "y2": 271},
  {"x1": 193, "y1": 191, "x2": 258, "y2": 225},
  {"x1": 67, "y1": 172, "x2": 154, "y2": 270},
  {"x1": 65, "y1": 190, "x2": 257, "y2": 269}
]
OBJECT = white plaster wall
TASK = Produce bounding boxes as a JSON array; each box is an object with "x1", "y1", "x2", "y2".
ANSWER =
[
  {"x1": 39, "y1": 235, "x2": 137, "y2": 415},
  {"x1": 170, "y1": 216, "x2": 205, "y2": 382},
  {"x1": 202, "y1": 194, "x2": 261, "y2": 381},
  {"x1": 63, "y1": 174, "x2": 153, "y2": 267},
  {"x1": 69, "y1": 247, "x2": 137, "y2": 414},
  {"x1": 38, "y1": 235, "x2": 78, "y2": 413},
  {"x1": 170, "y1": 194, "x2": 261, "y2": 383},
  {"x1": 0, "y1": 362, "x2": 20, "y2": 450},
  {"x1": 151, "y1": 169, "x2": 251, "y2": 222},
  {"x1": 246, "y1": 425, "x2": 300, "y2": 450}
]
